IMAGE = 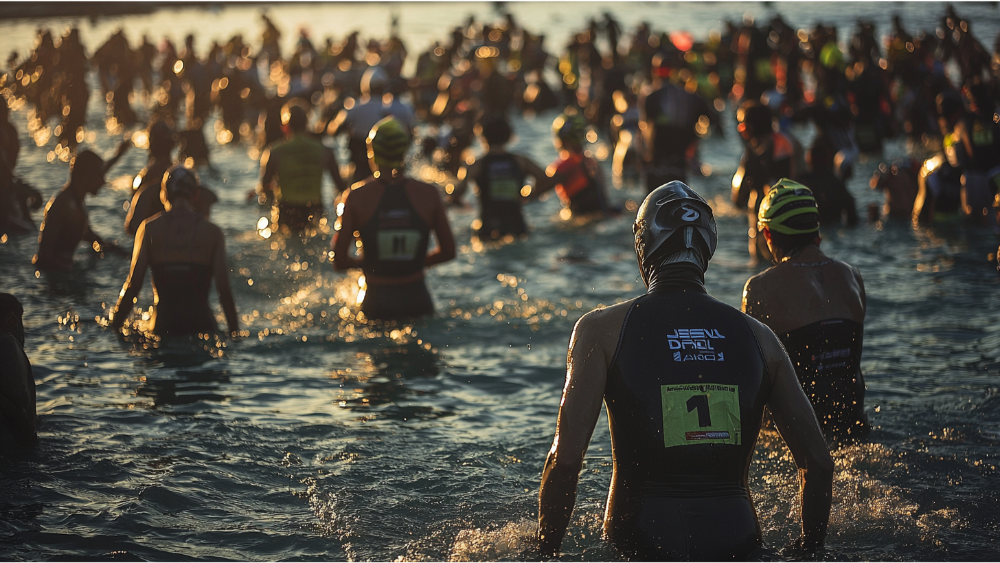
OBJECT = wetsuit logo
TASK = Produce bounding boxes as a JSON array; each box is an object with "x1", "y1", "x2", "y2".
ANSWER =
[
  {"x1": 667, "y1": 329, "x2": 725, "y2": 362},
  {"x1": 680, "y1": 205, "x2": 700, "y2": 221}
]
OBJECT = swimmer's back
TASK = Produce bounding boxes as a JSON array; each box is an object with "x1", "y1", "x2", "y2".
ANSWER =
[{"x1": 743, "y1": 246, "x2": 865, "y2": 335}]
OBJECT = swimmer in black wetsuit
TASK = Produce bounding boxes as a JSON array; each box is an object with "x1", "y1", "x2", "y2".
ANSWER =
[
  {"x1": 538, "y1": 181, "x2": 833, "y2": 560},
  {"x1": 332, "y1": 117, "x2": 456, "y2": 321},
  {"x1": 743, "y1": 179, "x2": 870, "y2": 442},
  {"x1": 448, "y1": 116, "x2": 555, "y2": 240},
  {"x1": 0, "y1": 293, "x2": 36, "y2": 446},
  {"x1": 111, "y1": 166, "x2": 239, "y2": 337}
]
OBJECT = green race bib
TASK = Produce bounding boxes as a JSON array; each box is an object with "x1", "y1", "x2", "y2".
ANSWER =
[
  {"x1": 660, "y1": 383, "x2": 741, "y2": 448},
  {"x1": 491, "y1": 178, "x2": 522, "y2": 201},
  {"x1": 377, "y1": 229, "x2": 421, "y2": 261}
]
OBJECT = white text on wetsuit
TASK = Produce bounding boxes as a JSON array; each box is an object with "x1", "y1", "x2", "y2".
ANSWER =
[{"x1": 667, "y1": 329, "x2": 726, "y2": 362}]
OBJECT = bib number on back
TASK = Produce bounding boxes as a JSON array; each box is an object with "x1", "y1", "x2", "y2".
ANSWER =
[
  {"x1": 660, "y1": 383, "x2": 741, "y2": 448},
  {"x1": 377, "y1": 229, "x2": 421, "y2": 261}
]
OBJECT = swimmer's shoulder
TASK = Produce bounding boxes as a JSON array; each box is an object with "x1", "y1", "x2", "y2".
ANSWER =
[{"x1": 574, "y1": 298, "x2": 640, "y2": 344}]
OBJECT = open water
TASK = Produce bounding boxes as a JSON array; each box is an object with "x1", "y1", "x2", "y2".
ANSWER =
[{"x1": 1, "y1": 3, "x2": 999, "y2": 561}]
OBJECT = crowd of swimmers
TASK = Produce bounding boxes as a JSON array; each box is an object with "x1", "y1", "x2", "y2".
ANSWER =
[{"x1": 2, "y1": 5, "x2": 1000, "y2": 559}]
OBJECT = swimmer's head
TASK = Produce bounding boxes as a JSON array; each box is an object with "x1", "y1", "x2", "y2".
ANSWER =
[
  {"x1": 281, "y1": 102, "x2": 309, "y2": 134},
  {"x1": 633, "y1": 181, "x2": 717, "y2": 286},
  {"x1": 361, "y1": 66, "x2": 389, "y2": 97},
  {"x1": 0, "y1": 293, "x2": 25, "y2": 348},
  {"x1": 737, "y1": 101, "x2": 773, "y2": 140},
  {"x1": 70, "y1": 150, "x2": 106, "y2": 193},
  {"x1": 479, "y1": 115, "x2": 512, "y2": 147},
  {"x1": 757, "y1": 179, "x2": 820, "y2": 255},
  {"x1": 160, "y1": 165, "x2": 201, "y2": 209},
  {"x1": 552, "y1": 112, "x2": 588, "y2": 151},
  {"x1": 367, "y1": 116, "x2": 410, "y2": 176},
  {"x1": 148, "y1": 121, "x2": 176, "y2": 155}
]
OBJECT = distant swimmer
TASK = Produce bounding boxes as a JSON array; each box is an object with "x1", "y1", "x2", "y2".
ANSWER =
[
  {"x1": 538, "y1": 181, "x2": 833, "y2": 560},
  {"x1": 448, "y1": 116, "x2": 555, "y2": 239},
  {"x1": 327, "y1": 66, "x2": 417, "y2": 185},
  {"x1": 332, "y1": 117, "x2": 456, "y2": 321},
  {"x1": 0, "y1": 293, "x2": 37, "y2": 446},
  {"x1": 257, "y1": 104, "x2": 348, "y2": 233},
  {"x1": 531, "y1": 112, "x2": 612, "y2": 218},
  {"x1": 743, "y1": 180, "x2": 870, "y2": 442},
  {"x1": 125, "y1": 122, "x2": 217, "y2": 236},
  {"x1": 111, "y1": 166, "x2": 239, "y2": 337},
  {"x1": 33, "y1": 142, "x2": 132, "y2": 271}
]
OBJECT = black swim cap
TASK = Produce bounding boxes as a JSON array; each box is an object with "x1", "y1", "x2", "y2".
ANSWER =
[
  {"x1": 161, "y1": 165, "x2": 201, "y2": 202},
  {"x1": 148, "y1": 121, "x2": 176, "y2": 153},
  {"x1": 480, "y1": 115, "x2": 512, "y2": 146},
  {"x1": 633, "y1": 181, "x2": 717, "y2": 286},
  {"x1": 70, "y1": 150, "x2": 106, "y2": 182},
  {"x1": 737, "y1": 101, "x2": 773, "y2": 137}
]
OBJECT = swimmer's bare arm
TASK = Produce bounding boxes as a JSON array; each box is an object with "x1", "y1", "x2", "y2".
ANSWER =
[
  {"x1": 103, "y1": 138, "x2": 131, "y2": 174},
  {"x1": 0, "y1": 337, "x2": 37, "y2": 445},
  {"x1": 332, "y1": 191, "x2": 363, "y2": 271},
  {"x1": 516, "y1": 154, "x2": 558, "y2": 197},
  {"x1": 36, "y1": 198, "x2": 64, "y2": 265},
  {"x1": 538, "y1": 303, "x2": 630, "y2": 557},
  {"x1": 424, "y1": 194, "x2": 456, "y2": 267},
  {"x1": 749, "y1": 318, "x2": 834, "y2": 551},
  {"x1": 448, "y1": 160, "x2": 480, "y2": 204},
  {"x1": 210, "y1": 228, "x2": 240, "y2": 335},
  {"x1": 111, "y1": 221, "x2": 151, "y2": 331},
  {"x1": 324, "y1": 145, "x2": 349, "y2": 194},
  {"x1": 257, "y1": 148, "x2": 277, "y2": 200}
]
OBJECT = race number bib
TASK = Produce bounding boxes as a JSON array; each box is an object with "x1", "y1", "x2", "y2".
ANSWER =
[
  {"x1": 660, "y1": 383, "x2": 741, "y2": 448},
  {"x1": 377, "y1": 229, "x2": 421, "y2": 261},
  {"x1": 491, "y1": 178, "x2": 522, "y2": 201}
]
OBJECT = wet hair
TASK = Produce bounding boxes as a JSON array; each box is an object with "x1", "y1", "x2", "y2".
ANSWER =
[{"x1": 480, "y1": 116, "x2": 511, "y2": 146}]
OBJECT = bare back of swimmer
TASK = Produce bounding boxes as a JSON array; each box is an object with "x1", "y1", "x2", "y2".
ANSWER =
[{"x1": 111, "y1": 166, "x2": 238, "y2": 336}]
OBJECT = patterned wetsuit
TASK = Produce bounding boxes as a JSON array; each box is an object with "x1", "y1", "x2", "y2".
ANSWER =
[{"x1": 605, "y1": 285, "x2": 771, "y2": 559}]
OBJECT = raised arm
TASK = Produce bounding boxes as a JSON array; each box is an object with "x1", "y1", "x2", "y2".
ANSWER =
[
  {"x1": 111, "y1": 221, "x2": 151, "y2": 331},
  {"x1": 750, "y1": 318, "x2": 834, "y2": 552},
  {"x1": 538, "y1": 309, "x2": 614, "y2": 557},
  {"x1": 211, "y1": 228, "x2": 239, "y2": 335}
]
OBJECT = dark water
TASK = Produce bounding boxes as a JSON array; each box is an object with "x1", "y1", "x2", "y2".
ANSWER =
[{"x1": 1, "y1": 3, "x2": 999, "y2": 561}]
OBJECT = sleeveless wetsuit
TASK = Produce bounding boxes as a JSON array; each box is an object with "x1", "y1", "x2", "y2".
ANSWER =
[
  {"x1": 150, "y1": 262, "x2": 217, "y2": 335},
  {"x1": 474, "y1": 153, "x2": 527, "y2": 238},
  {"x1": 605, "y1": 284, "x2": 771, "y2": 560},
  {"x1": 358, "y1": 179, "x2": 434, "y2": 320},
  {"x1": 779, "y1": 318, "x2": 869, "y2": 441}
]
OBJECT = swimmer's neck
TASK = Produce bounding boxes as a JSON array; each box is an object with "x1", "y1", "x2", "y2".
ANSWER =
[
  {"x1": 773, "y1": 242, "x2": 825, "y2": 264},
  {"x1": 646, "y1": 261, "x2": 706, "y2": 294}
]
